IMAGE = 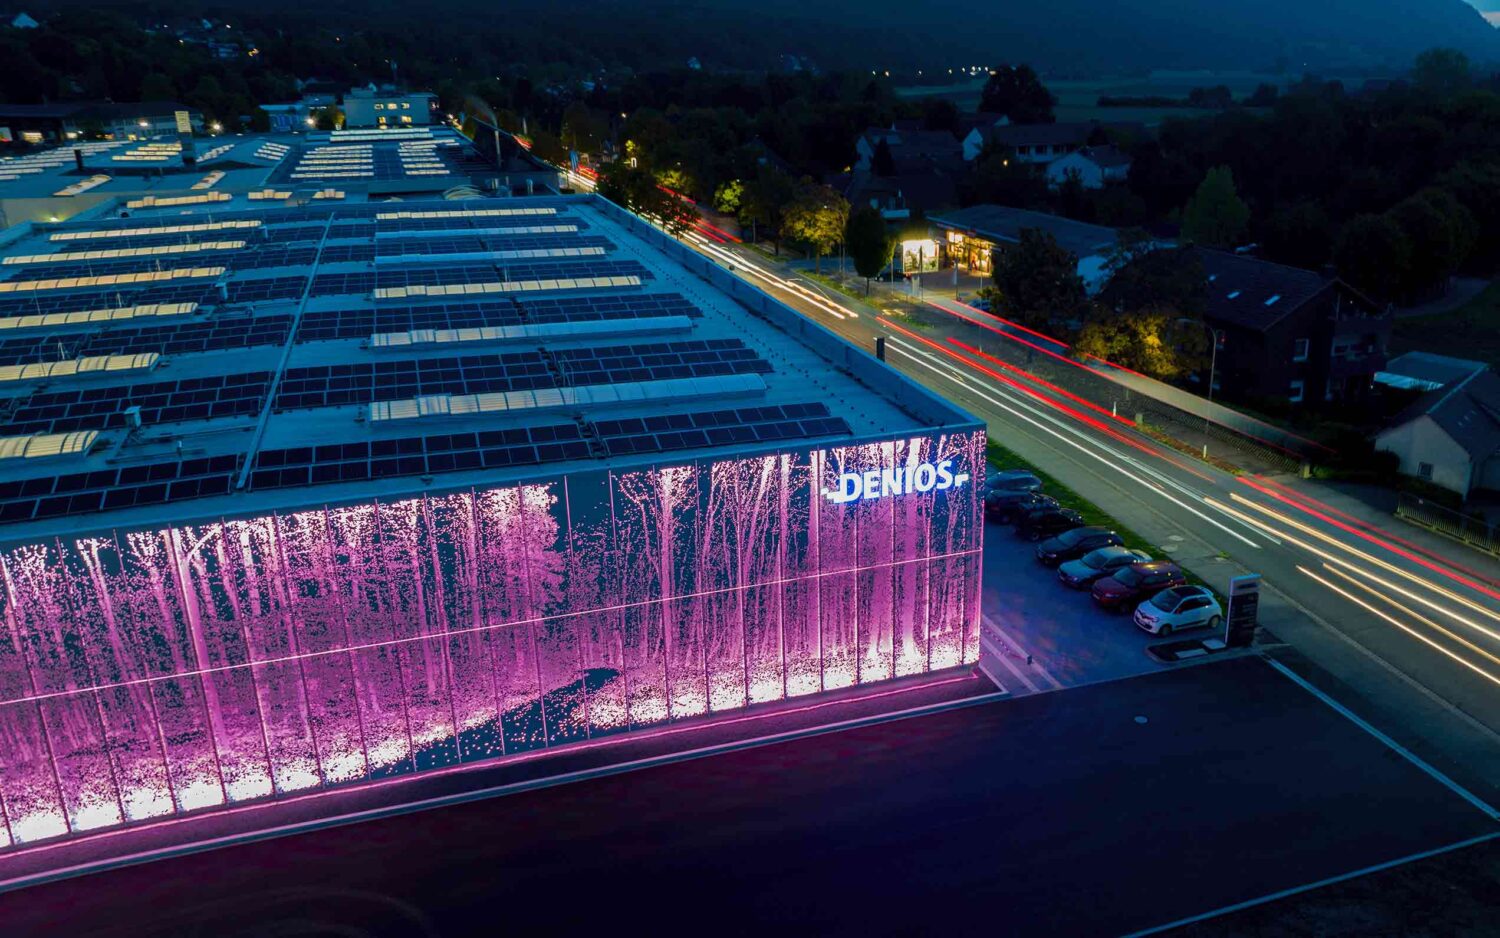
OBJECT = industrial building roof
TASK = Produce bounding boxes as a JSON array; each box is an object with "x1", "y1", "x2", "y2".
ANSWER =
[
  {"x1": 0, "y1": 127, "x2": 514, "y2": 225},
  {"x1": 0, "y1": 192, "x2": 965, "y2": 544},
  {"x1": 930, "y1": 205, "x2": 1123, "y2": 262}
]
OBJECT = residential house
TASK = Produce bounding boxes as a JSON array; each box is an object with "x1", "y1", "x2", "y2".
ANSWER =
[
  {"x1": 846, "y1": 125, "x2": 964, "y2": 220},
  {"x1": 1045, "y1": 145, "x2": 1133, "y2": 189},
  {"x1": 1375, "y1": 352, "x2": 1488, "y2": 393},
  {"x1": 928, "y1": 203, "x2": 1124, "y2": 290},
  {"x1": 1193, "y1": 249, "x2": 1391, "y2": 408},
  {"x1": 1375, "y1": 368, "x2": 1500, "y2": 497},
  {"x1": 962, "y1": 119, "x2": 1145, "y2": 164}
]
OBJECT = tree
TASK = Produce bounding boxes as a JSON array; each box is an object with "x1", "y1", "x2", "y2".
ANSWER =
[
  {"x1": 1412, "y1": 48, "x2": 1471, "y2": 97},
  {"x1": 1101, "y1": 240, "x2": 1206, "y2": 317},
  {"x1": 713, "y1": 179, "x2": 746, "y2": 217},
  {"x1": 140, "y1": 72, "x2": 177, "y2": 102},
  {"x1": 986, "y1": 228, "x2": 1088, "y2": 331},
  {"x1": 1245, "y1": 83, "x2": 1280, "y2": 107},
  {"x1": 1181, "y1": 165, "x2": 1250, "y2": 248},
  {"x1": 561, "y1": 101, "x2": 604, "y2": 155},
  {"x1": 1334, "y1": 214, "x2": 1411, "y2": 303},
  {"x1": 742, "y1": 165, "x2": 796, "y2": 254},
  {"x1": 598, "y1": 162, "x2": 700, "y2": 237},
  {"x1": 872, "y1": 137, "x2": 896, "y2": 177},
  {"x1": 845, "y1": 205, "x2": 894, "y2": 294},
  {"x1": 962, "y1": 142, "x2": 1047, "y2": 208},
  {"x1": 1436, "y1": 161, "x2": 1500, "y2": 266},
  {"x1": 1075, "y1": 309, "x2": 1208, "y2": 381},
  {"x1": 783, "y1": 181, "x2": 850, "y2": 274},
  {"x1": 310, "y1": 106, "x2": 343, "y2": 131},
  {"x1": 1389, "y1": 188, "x2": 1477, "y2": 298},
  {"x1": 979, "y1": 64, "x2": 1056, "y2": 124},
  {"x1": 1260, "y1": 201, "x2": 1333, "y2": 270}
]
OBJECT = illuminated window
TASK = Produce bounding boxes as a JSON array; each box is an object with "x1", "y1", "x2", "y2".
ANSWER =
[
  {"x1": 400, "y1": 115, "x2": 412, "y2": 125},
  {"x1": 1292, "y1": 338, "x2": 1309, "y2": 362},
  {"x1": 401, "y1": 102, "x2": 411, "y2": 109},
  {"x1": 374, "y1": 103, "x2": 384, "y2": 111},
  {"x1": 1288, "y1": 380, "x2": 1305, "y2": 403}
]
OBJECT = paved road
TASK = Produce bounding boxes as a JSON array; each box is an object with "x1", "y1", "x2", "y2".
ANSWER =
[{"x1": 682, "y1": 233, "x2": 1500, "y2": 799}]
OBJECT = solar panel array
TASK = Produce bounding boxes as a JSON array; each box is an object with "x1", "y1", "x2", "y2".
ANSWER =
[
  {"x1": 10, "y1": 245, "x2": 318, "y2": 279},
  {"x1": 0, "y1": 283, "x2": 212, "y2": 317},
  {"x1": 293, "y1": 293, "x2": 703, "y2": 343},
  {"x1": 553, "y1": 339, "x2": 773, "y2": 385},
  {"x1": 3, "y1": 371, "x2": 272, "y2": 435},
  {"x1": 274, "y1": 352, "x2": 555, "y2": 411},
  {"x1": 248, "y1": 424, "x2": 589, "y2": 491},
  {"x1": 0, "y1": 313, "x2": 291, "y2": 364},
  {"x1": 0, "y1": 454, "x2": 242, "y2": 523},
  {"x1": 0, "y1": 197, "x2": 880, "y2": 530},
  {"x1": 308, "y1": 261, "x2": 642, "y2": 298},
  {"x1": 223, "y1": 276, "x2": 308, "y2": 305},
  {"x1": 595, "y1": 403, "x2": 848, "y2": 456},
  {"x1": 375, "y1": 233, "x2": 612, "y2": 258}
]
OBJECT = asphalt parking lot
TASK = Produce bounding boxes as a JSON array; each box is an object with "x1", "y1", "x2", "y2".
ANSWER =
[
  {"x1": 977, "y1": 513, "x2": 1242, "y2": 691},
  {"x1": 5, "y1": 656, "x2": 1492, "y2": 938}
]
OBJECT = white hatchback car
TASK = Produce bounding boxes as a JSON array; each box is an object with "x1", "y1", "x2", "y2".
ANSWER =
[{"x1": 1133, "y1": 585, "x2": 1223, "y2": 636}]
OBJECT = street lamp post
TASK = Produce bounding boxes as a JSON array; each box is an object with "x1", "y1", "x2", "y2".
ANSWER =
[{"x1": 1179, "y1": 318, "x2": 1224, "y2": 447}]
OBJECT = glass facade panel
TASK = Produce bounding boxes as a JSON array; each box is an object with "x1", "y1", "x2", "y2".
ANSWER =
[{"x1": 0, "y1": 430, "x2": 983, "y2": 852}]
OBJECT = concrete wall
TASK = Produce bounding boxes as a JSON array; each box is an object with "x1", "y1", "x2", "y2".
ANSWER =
[{"x1": 1374, "y1": 415, "x2": 1471, "y2": 495}]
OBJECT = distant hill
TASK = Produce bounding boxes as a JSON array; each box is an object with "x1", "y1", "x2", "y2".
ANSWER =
[{"x1": 27, "y1": 0, "x2": 1500, "y2": 75}]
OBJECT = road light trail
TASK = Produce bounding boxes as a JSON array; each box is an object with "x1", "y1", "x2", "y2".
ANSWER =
[
  {"x1": 1208, "y1": 498, "x2": 1500, "y2": 646},
  {"x1": 885, "y1": 334, "x2": 1262, "y2": 549},
  {"x1": 1323, "y1": 565, "x2": 1500, "y2": 671},
  {"x1": 1298, "y1": 565, "x2": 1500, "y2": 689},
  {"x1": 1241, "y1": 475, "x2": 1500, "y2": 598},
  {"x1": 1228, "y1": 493, "x2": 1500, "y2": 628}
]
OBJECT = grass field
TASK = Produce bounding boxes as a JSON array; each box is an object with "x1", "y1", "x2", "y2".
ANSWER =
[
  {"x1": 897, "y1": 71, "x2": 1296, "y2": 125},
  {"x1": 1391, "y1": 282, "x2": 1500, "y2": 370}
]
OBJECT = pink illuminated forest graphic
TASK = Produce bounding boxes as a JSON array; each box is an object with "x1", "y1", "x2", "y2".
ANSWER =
[{"x1": 0, "y1": 431, "x2": 982, "y2": 850}]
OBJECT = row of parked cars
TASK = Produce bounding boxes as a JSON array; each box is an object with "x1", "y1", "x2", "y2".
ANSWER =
[{"x1": 982, "y1": 470, "x2": 1225, "y2": 637}]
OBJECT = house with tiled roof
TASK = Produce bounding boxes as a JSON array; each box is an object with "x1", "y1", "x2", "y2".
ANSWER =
[
  {"x1": 1376, "y1": 368, "x2": 1500, "y2": 497},
  {"x1": 1194, "y1": 249, "x2": 1391, "y2": 408}
]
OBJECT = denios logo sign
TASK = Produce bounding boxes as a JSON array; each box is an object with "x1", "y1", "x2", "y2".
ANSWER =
[{"x1": 822, "y1": 459, "x2": 970, "y2": 504}]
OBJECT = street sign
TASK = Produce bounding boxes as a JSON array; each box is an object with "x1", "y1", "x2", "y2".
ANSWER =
[{"x1": 1224, "y1": 574, "x2": 1261, "y2": 647}]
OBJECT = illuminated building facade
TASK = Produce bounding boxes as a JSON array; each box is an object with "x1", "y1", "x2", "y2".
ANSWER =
[{"x1": 0, "y1": 193, "x2": 982, "y2": 853}]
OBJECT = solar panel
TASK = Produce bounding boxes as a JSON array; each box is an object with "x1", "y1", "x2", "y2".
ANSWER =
[
  {"x1": 5, "y1": 371, "x2": 272, "y2": 434},
  {"x1": 0, "y1": 453, "x2": 243, "y2": 522},
  {"x1": 295, "y1": 301, "x2": 527, "y2": 343},
  {"x1": 222, "y1": 276, "x2": 308, "y2": 305},
  {"x1": 550, "y1": 339, "x2": 772, "y2": 385},
  {"x1": 273, "y1": 352, "x2": 555, "y2": 411},
  {"x1": 248, "y1": 422, "x2": 587, "y2": 492},
  {"x1": 590, "y1": 403, "x2": 850, "y2": 458}
]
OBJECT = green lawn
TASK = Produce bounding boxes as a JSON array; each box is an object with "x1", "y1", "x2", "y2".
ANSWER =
[{"x1": 1391, "y1": 282, "x2": 1500, "y2": 370}]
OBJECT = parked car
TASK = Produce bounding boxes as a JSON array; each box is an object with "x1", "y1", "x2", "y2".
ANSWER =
[
  {"x1": 1134, "y1": 586, "x2": 1223, "y2": 636},
  {"x1": 1035, "y1": 527, "x2": 1123, "y2": 566},
  {"x1": 1057, "y1": 547, "x2": 1153, "y2": 588},
  {"x1": 1091, "y1": 561, "x2": 1187, "y2": 611},
  {"x1": 1015, "y1": 507, "x2": 1084, "y2": 542},
  {"x1": 985, "y1": 469, "x2": 1043, "y2": 493},
  {"x1": 984, "y1": 489, "x2": 1057, "y2": 523}
]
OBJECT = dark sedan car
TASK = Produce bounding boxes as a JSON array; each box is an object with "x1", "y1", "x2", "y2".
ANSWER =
[
  {"x1": 1057, "y1": 547, "x2": 1153, "y2": 588},
  {"x1": 1015, "y1": 507, "x2": 1084, "y2": 542},
  {"x1": 984, "y1": 489, "x2": 1058, "y2": 523},
  {"x1": 985, "y1": 469, "x2": 1043, "y2": 493},
  {"x1": 1091, "y1": 561, "x2": 1188, "y2": 611},
  {"x1": 1034, "y1": 527, "x2": 1123, "y2": 566}
]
